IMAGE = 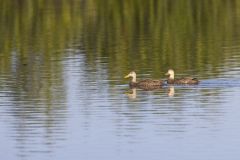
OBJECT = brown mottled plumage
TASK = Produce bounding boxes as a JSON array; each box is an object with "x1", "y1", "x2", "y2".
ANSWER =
[
  {"x1": 165, "y1": 69, "x2": 199, "y2": 85},
  {"x1": 124, "y1": 71, "x2": 164, "y2": 90}
]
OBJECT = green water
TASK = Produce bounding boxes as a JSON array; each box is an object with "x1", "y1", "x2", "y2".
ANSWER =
[{"x1": 1, "y1": 1, "x2": 240, "y2": 77}]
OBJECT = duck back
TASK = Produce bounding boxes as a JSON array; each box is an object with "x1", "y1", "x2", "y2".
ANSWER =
[
  {"x1": 167, "y1": 77, "x2": 199, "y2": 84},
  {"x1": 130, "y1": 79, "x2": 164, "y2": 90}
]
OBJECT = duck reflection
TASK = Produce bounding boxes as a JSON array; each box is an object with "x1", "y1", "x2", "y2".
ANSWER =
[
  {"x1": 125, "y1": 86, "x2": 175, "y2": 99},
  {"x1": 125, "y1": 88, "x2": 137, "y2": 99},
  {"x1": 167, "y1": 85, "x2": 175, "y2": 97}
]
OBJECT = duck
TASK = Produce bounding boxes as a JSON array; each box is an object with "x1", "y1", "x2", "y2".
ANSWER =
[
  {"x1": 124, "y1": 71, "x2": 164, "y2": 90},
  {"x1": 165, "y1": 69, "x2": 199, "y2": 84}
]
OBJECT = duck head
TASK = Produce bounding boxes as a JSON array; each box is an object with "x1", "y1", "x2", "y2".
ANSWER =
[
  {"x1": 165, "y1": 69, "x2": 174, "y2": 79},
  {"x1": 124, "y1": 71, "x2": 137, "y2": 82}
]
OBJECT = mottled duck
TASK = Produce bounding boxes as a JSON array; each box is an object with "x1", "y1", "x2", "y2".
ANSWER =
[
  {"x1": 165, "y1": 69, "x2": 199, "y2": 84},
  {"x1": 124, "y1": 71, "x2": 164, "y2": 90}
]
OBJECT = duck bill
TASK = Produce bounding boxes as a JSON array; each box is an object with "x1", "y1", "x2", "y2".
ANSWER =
[
  {"x1": 124, "y1": 74, "x2": 130, "y2": 78},
  {"x1": 165, "y1": 73, "x2": 169, "y2": 76}
]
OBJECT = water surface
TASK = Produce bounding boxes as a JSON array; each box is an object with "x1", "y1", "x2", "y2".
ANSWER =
[{"x1": 0, "y1": 1, "x2": 240, "y2": 160}]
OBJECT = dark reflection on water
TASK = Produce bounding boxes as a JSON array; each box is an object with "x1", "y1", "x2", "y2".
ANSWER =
[
  {"x1": 1, "y1": 0, "x2": 240, "y2": 160},
  {"x1": 0, "y1": 58, "x2": 67, "y2": 158}
]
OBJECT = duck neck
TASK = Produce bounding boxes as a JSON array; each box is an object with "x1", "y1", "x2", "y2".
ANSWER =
[
  {"x1": 169, "y1": 73, "x2": 174, "y2": 80},
  {"x1": 131, "y1": 75, "x2": 137, "y2": 83}
]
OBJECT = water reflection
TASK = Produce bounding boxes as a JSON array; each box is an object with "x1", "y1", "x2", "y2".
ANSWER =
[
  {"x1": 125, "y1": 85, "x2": 176, "y2": 99},
  {"x1": 0, "y1": 50, "x2": 68, "y2": 158},
  {"x1": 168, "y1": 86, "x2": 175, "y2": 97},
  {"x1": 120, "y1": 85, "x2": 227, "y2": 137},
  {"x1": 1, "y1": 0, "x2": 240, "y2": 79},
  {"x1": 125, "y1": 88, "x2": 137, "y2": 99}
]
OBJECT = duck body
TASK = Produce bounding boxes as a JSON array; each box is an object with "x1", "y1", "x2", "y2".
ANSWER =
[
  {"x1": 130, "y1": 79, "x2": 164, "y2": 89},
  {"x1": 125, "y1": 71, "x2": 164, "y2": 90},
  {"x1": 165, "y1": 69, "x2": 199, "y2": 85},
  {"x1": 167, "y1": 77, "x2": 199, "y2": 84}
]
